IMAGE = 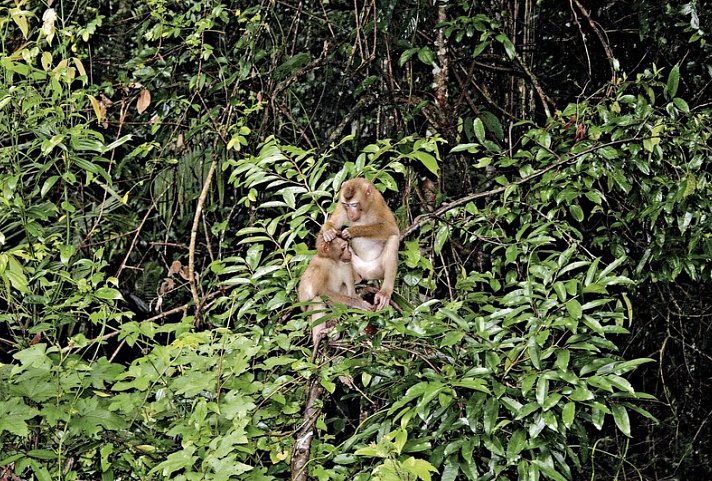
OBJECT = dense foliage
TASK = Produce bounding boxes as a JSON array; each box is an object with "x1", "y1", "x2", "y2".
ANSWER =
[{"x1": 1, "y1": 0, "x2": 710, "y2": 480}]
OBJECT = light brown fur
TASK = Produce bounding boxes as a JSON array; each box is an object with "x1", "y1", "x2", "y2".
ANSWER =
[
  {"x1": 321, "y1": 178, "x2": 400, "y2": 310},
  {"x1": 298, "y1": 234, "x2": 372, "y2": 347}
]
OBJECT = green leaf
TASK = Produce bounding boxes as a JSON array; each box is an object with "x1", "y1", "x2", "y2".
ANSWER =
[
  {"x1": 673, "y1": 97, "x2": 689, "y2": 112},
  {"x1": 483, "y1": 397, "x2": 498, "y2": 434},
  {"x1": 151, "y1": 446, "x2": 198, "y2": 478},
  {"x1": 401, "y1": 456, "x2": 438, "y2": 481},
  {"x1": 682, "y1": 174, "x2": 696, "y2": 197},
  {"x1": 665, "y1": 64, "x2": 680, "y2": 98},
  {"x1": 94, "y1": 287, "x2": 124, "y2": 301},
  {"x1": 105, "y1": 134, "x2": 133, "y2": 151},
  {"x1": 598, "y1": 146, "x2": 619, "y2": 160},
  {"x1": 434, "y1": 224, "x2": 449, "y2": 254},
  {"x1": 612, "y1": 404, "x2": 631, "y2": 437},
  {"x1": 555, "y1": 349, "x2": 570, "y2": 370},
  {"x1": 569, "y1": 386, "x2": 594, "y2": 402},
  {"x1": 495, "y1": 33, "x2": 516, "y2": 59},
  {"x1": 1, "y1": 254, "x2": 29, "y2": 294},
  {"x1": 28, "y1": 462, "x2": 52, "y2": 481},
  {"x1": 40, "y1": 175, "x2": 60, "y2": 197},
  {"x1": 71, "y1": 397, "x2": 127, "y2": 435},
  {"x1": 0, "y1": 398, "x2": 39, "y2": 436},
  {"x1": 389, "y1": 382, "x2": 430, "y2": 412},
  {"x1": 607, "y1": 374, "x2": 634, "y2": 393},
  {"x1": 399, "y1": 47, "x2": 419, "y2": 66},
  {"x1": 606, "y1": 358, "x2": 655, "y2": 375},
  {"x1": 528, "y1": 337, "x2": 541, "y2": 370},
  {"x1": 452, "y1": 378, "x2": 490, "y2": 393},
  {"x1": 441, "y1": 458, "x2": 459, "y2": 481},
  {"x1": 473, "y1": 118, "x2": 486, "y2": 143},
  {"x1": 532, "y1": 459, "x2": 568, "y2": 481},
  {"x1": 507, "y1": 429, "x2": 527, "y2": 460},
  {"x1": 566, "y1": 299, "x2": 582, "y2": 319},
  {"x1": 480, "y1": 110, "x2": 504, "y2": 140},
  {"x1": 552, "y1": 281, "x2": 567, "y2": 302},
  {"x1": 562, "y1": 402, "x2": 576, "y2": 428},
  {"x1": 569, "y1": 204, "x2": 584, "y2": 222},
  {"x1": 536, "y1": 376, "x2": 548, "y2": 405},
  {"x1": 591, "y1": 406, "x2": 605, "y2": 430},
  {"x1": 417, "y1": 47, "x2": 436, "y2": 66},
  {"x1": 13, "y1": 344, "x2": 52, "y2": 369},
  {"x1": 410, "y1": 150, "x2": 439, "y2": 176}
]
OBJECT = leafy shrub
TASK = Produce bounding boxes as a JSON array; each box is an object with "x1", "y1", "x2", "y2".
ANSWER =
[{"x1": 5, "y1": 1, "x2": 708, "y2": 480}]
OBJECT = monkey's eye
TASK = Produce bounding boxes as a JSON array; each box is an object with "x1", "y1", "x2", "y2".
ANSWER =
[{"x1": 342, "y1": 202, "x2": 359, "y2": 209}]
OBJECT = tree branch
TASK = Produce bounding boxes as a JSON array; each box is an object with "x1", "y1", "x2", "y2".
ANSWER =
[
  {"x1": 291, "y1": 377, "x2": 324, "y2": 481},
  {"x1": 188, "y1": 158, "x2": 217, "y2": 325},
  {"x1": 572, "y1": 0, "x2": 618, "y2": 85}
]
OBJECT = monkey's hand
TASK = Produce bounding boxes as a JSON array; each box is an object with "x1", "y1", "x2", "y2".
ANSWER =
[
  {"x1": 341, "y1": 228, "x2": 353, "y2": 240},
  {"x1": 373, "y1": 289, "x2": 392, "y2": 310},
  {"x1": 321, "y1": 227, "x2": 341, "y2": 242}
]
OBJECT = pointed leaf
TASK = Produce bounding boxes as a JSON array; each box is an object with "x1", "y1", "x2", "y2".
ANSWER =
[
  {"x1": 473, "y1": 118, "x2": 486, "y2": 143},
  {"x1": 562, "y1": 401, "x2": 576, "y2": 428},
  {"x1": 612, "y1": 404, "x2": 631, "y2": 437}
]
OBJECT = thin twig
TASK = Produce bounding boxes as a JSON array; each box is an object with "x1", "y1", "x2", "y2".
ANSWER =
[
  {"x1": 572, "y1": 0, "x2": 618, "y2": 85},
  {"x1": 116, "y1": 194, "x2": 158, "y2": 280}
]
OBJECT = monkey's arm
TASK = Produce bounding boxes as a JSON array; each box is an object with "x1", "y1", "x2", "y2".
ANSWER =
[
  {"x1": 321, "y1": 205, "x2": 348, "y2": 242},
  {"x1": 319, "y1": 290, "x2": 373, "y2": 311},
  {"x1": 342, "y1": 222, "x2": 400, "y2": 240}
]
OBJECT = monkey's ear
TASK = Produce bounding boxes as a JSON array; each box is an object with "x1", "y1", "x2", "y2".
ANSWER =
[{"x1": 317, "y1": 237, "x2": 330, "y2": 255}]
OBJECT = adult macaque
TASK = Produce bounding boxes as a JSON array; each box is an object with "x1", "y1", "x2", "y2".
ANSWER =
[
  {"x1": 321, "y1": 177, "x2": 399, "y2": 310},
  {"x1": 298, "y1": 233, "x2": 373, "y2": 347}
]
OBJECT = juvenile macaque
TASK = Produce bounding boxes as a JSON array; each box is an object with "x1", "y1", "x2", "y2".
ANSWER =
[
  {"x1": 321, "y1": 177, "x2": 400, "y2": 310},
  {"x1": 298, "y1": 233, "x2": 373, "y2": 347}
]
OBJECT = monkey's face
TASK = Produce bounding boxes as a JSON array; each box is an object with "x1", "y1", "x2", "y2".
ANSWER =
[
  {"x1": 335, "y1": 238, "x2": 352, "y2": 262},
  {"x1": 342, "y1": 201, "x2": 361, "y2": 222}
]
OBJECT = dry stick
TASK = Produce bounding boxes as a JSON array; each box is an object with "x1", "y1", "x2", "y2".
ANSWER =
[
  {"x1": 84, "y1": 101, "x2": 130, "y2": 245},
  {"x1": 400, "y1": 138, "x2": 635, "y2": 240},
  {"x1": 188, "y1": 91, "x2": 232, "y2": 325},
  {"x1": 569, "y1": 0, "x2": 593, "y2": 79},
  {"x1": 115, "y1": 184, "x2": 171, "y2": 280},
  {"x1": 290, "y1": 375, "x2": 324, "y2": 481},
  {"x1": 324, "y1": 95, "x2": 373, "y2": 147},
  {"x1": 188, "y1": 158, "x2": 218, "y2": 325},
  {"x1": 116, "y1": 198, "x2": 158, "y2": 280},
  {"x1": 513, "y1": 51, "x2": 552, "y2": 118}
]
